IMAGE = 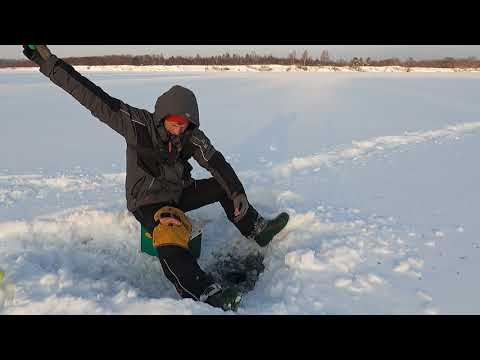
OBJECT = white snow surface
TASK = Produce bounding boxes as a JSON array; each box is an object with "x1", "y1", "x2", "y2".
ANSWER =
[{"x1": 1, "y1": 69, "x2": 480, "y2": 314}]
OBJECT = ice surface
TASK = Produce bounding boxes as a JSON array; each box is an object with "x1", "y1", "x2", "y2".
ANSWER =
[{"x1": 1, "y1": 68, "x2": 480, "y2": 314}]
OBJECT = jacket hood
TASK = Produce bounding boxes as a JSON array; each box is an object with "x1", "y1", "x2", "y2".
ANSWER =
[{"x1": 154, "y1": 85, "x2": 200, "y2": 128}]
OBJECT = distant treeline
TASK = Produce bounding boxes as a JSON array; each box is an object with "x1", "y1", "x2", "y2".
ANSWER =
[{"x1": 2, "y1": 50, "x2": 480, "y2": 68}]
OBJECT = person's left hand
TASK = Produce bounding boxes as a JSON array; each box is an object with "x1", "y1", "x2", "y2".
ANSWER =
[
  {"x1": 232, "y1": 192, "x2": 249, "y2": 222},
  {"x1": 22, "y1": 45, "x2": 52, "y2": 65},
  {"x1": 22, "y1": 45, "x2": 44, "y2": 65}
]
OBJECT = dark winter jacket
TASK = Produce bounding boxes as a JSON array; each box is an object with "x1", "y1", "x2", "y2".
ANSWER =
[{"x1": 38, "y1": 55, "x2": 245, "y2": 212}]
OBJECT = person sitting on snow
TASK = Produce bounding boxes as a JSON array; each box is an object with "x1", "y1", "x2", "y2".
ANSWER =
[{"x1": 22, "y1": 45, "x2": 289, "y2": 311}]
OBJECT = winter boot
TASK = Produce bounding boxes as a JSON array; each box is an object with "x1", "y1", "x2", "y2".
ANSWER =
[
  {"x1": 253, "y1": 212, "x2": 290, "y2": 247},
  {"x1": 201, "y1": 283, "x2": 242, "y2": 312}
]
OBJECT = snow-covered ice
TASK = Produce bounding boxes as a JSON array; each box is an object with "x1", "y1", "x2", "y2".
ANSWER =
[{"x1": 1, "y1": 68, "x2": 480, "y2": 314}]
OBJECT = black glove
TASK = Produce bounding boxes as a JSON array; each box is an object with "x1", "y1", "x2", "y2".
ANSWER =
[
  {"x1": 232, "y1": 192, "x2": 249, "y2": 223},
  {"x1": 22, "y1": 45, "x2": 52, "y2": 66}
]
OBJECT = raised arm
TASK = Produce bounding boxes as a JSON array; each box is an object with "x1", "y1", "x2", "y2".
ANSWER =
[{"x1": 22, "y1": 45, "x2": 152, "y2": 142}]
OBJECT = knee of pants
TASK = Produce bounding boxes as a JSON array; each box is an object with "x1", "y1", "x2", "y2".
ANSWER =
[{"x1": 156, "y1": 243, "x2": 190, "y2": 261}]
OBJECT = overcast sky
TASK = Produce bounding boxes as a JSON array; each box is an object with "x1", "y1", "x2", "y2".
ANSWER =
[{"x1": 2, "y1": 45, "x2": 480, "y2": 60}]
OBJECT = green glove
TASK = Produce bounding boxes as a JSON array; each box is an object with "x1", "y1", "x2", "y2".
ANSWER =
[{"x1": 22, "y1": 45, "x2": 52, "y2": 65}]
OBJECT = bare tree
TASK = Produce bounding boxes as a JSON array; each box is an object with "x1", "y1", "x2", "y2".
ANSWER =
[
  {"x1": 320, "y1": 50, "x2": 331, "y2": 65},
  {"x1": 301, "y1": 50, "x2": 309, "y2": 66},
  {"x1": 288, "y1": 50, "x2": 297, "y2": 66}
]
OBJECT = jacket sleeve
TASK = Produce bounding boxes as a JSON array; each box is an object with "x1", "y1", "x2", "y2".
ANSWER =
[
  {"x1": 38, "y1": 55, "x2": 152, "y2": 143},
  {"x1": 190, "y1": 128, "x2": 245, "y2": 199}
]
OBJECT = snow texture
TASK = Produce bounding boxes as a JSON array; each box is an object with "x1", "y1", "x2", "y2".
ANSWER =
[{"x1": 1, "y1": 68, "x2": 480, "y2": 314}]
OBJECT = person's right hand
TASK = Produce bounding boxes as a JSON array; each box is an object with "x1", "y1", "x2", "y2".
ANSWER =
[
  {"x1": 22, "y1": 45, "x2": 52, "y2": 65},
  {"x1": 232, "y1": 192, "x2": 249, "y2": 223}
]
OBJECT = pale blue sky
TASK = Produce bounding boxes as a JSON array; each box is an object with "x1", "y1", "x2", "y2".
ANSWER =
[{"x1": 2, "y1": 45, "x2": 480, "y2": 60}]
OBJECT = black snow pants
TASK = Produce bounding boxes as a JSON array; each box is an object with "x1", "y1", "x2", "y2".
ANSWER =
[{"x1": 133, "y1": 178, "x2": 260, "y2": 301}]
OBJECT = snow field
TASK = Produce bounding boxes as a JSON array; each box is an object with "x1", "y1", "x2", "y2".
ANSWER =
[{"x1": 1, "y1": 69, "x2": 480, "y2": 313}]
